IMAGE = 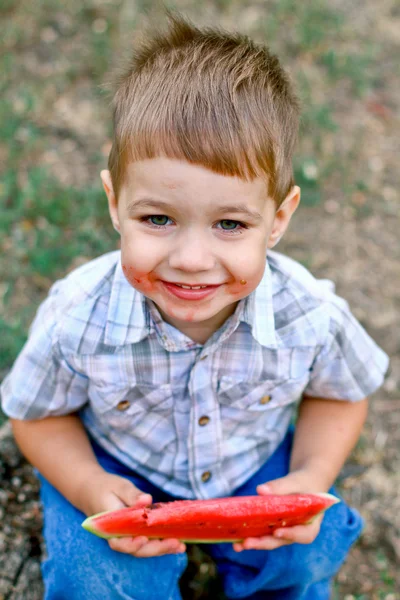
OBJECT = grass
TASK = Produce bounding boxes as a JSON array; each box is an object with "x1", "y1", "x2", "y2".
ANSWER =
[{"x1": 0, "y1": 166, "x2": 116, "y2": 368}]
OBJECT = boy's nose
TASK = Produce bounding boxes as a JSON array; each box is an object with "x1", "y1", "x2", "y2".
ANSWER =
[{"x1": 168, "y1": 230, "x2": 215, "y2": 273}]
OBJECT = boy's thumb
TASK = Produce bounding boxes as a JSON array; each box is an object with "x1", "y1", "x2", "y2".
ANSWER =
[
  {"x1": 116, "y1": 479, "x2": 153, "y2": 508},
  {"x1": 256, "y1": 474, "x2": 299, "y2": 496}
]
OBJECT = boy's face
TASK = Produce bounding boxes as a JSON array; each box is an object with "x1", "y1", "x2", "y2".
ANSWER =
[{"x1": 102, "y1": 158, "x2": 299, "y2": 342}]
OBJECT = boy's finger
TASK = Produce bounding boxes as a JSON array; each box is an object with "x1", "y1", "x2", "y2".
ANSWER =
[
  {"x1": 233, "y1": 536, "x2": 292, "y2": 551},
  {"x1": 273, "y1": 521, "x2": 321, "y2": 544},
  {"x1": 109, "y1": 534, "x2": 186, "y2": 556},
  {"x1": 134, "y1": 538, "x2": 186, "y2": 557},
  {"x1": 108, "y1": 535, "x2": 149, "y2": 554},
  {"x1": 116, "y1": 480, "x2": 153, "y2": 507}
]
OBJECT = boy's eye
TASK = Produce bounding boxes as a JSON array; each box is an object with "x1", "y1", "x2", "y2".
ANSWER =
[
  {"x1": 149, "y1": 215, "x2": 170, "y2": 226},
  {"x1": 218, "y1": 220, "x2": 242, "y2": 231}
]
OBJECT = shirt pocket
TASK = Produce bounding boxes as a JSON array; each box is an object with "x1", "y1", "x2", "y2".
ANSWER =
[
  {"x1": 88, "y1": 382, "x2": 175, "y2": 452},
  {"x1": 217, "y1": 376, "x2": 307, "y2": 439}
]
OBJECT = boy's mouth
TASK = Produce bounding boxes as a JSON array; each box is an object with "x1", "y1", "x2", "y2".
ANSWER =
[
  {"x1": 161, "y1": 281, "x2": 221, "y2": 300},
  {"x1": 172, "y1": 283, "x2": 215, "y2": 289}
]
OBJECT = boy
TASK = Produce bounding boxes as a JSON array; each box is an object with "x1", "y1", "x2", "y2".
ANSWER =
[{"x1": 1, "y1": 13, "x2": 389, "y2": 600}]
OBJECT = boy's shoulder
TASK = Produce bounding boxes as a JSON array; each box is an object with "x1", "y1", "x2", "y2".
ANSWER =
[
  {"x1": 268, "y1": 251, "x2": 338, "y2": 302},
  {"x1": 49, "y1": 250, "x2": 120, "y2": 308},
  {"x1": 266, "y1": 251, "x2": 351, "y2": 347},
  {"x1": 35, "y1": 251, "x2": 126, "y2": 353}
]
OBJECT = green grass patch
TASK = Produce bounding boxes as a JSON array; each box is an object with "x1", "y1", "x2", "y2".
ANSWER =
[
  {"x1": 0, "y1": 317, "x2": 29, "y2": 375},
  {"x1": 320, "y1": 46, "x2": 378, "y2": 96},
  {"x1": 0, "y1": 165, "x2": 117, "y2": 370}
]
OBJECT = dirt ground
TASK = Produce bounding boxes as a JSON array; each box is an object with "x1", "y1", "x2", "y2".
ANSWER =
[{"x1": 1, "y1": 0, "x2": 399, "y2": 598}]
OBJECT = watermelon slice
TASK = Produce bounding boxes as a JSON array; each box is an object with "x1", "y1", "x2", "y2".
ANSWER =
[{"x1": 82, "y1": 493, "x2": 339, "y2": 542}]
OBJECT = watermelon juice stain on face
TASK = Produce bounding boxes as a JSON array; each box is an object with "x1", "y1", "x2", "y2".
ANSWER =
[
  {"x1": 224, "y1": 277, "x2": 252, "y2": 296},
  {"x1": 122, "y1": 264, "x2": 157, "y2": 295}
]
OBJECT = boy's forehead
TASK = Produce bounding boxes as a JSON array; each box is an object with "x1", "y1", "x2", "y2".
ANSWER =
[{"x1": 124, "y1": 158, "x2": 269, "y2": 199}]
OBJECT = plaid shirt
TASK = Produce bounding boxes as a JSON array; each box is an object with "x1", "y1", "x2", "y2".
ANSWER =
[{"x1": 1, "y1": 250, "x2": 389, "y2": 499}]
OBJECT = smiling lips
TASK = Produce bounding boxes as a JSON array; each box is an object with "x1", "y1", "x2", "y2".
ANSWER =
[{"x1": 162, "y1": 281, "x2": 221, "y2": 300}]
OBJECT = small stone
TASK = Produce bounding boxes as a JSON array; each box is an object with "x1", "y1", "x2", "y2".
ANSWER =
[
  {"x1": 92, "y1": 18, "x2": 108, "y2": 34},
  {"x1": 361, "y1": 581, "x2": 373, "y2": 592},
  {"x1": 351, "y1": 191, "x2": 367, "y2": 206},
  {"x1": 40, "y1": 27, "x2": 58, "y2": 43},
  {"x1": 199, "y1": 563, "x2": 209, "y2": 574},
  {"x1": 13, "y1": 97, "x2": 27, "y2": 114},
  {"x1": 302, "y1": 161, "x2": 319, "y2": 181},
  {"x1": 61, "y1": 139, "x2": 77, "y2": 153},
  {"x1": 382, "y1": 186, "x2": 396, "y2": 202},
  {"x1": 368, "y1": 156, "x2": 384, "y2": 172},
  {"x1": 383, "y1": 378, "x2": 398, "y2": 393},
  {"x1": 343, "y1": 206, "x2": 356, "y2": 220},
  {"x1": 324, "y1": 199, "x2": 339, "y2": 214}
]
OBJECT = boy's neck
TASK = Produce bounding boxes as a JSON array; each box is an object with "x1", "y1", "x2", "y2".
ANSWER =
[{"x1": 155, "y1": 301, "x2": 240, "y2": 345}]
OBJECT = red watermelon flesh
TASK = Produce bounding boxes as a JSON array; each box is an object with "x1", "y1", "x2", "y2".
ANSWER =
[{"x1": 82, "y1": 493, "x2": 339, "y2": 542}]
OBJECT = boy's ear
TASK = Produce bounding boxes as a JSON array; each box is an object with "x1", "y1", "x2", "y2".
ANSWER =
[
  {"x1": 267, "y1": 186, "x2": 300, "y2": 249},
  {"x1": 101, "y1": 169, "x2": 120, "y2": 233}
]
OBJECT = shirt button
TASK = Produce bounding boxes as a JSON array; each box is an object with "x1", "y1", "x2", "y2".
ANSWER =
[
  {"x1": 260, "y1": 395, "x2": 271, "y2": 405},
  {"x1": 201, "y1": 471, "x2": 212, "y2": 482},
  {"x1": 200, "y1": 355, "x2": 208, "y2": 361},
  {"x1": 116, "y1": 400, "x2": 130, "y2": 411},
  {"x1": 198, "y1": 415, "x2": 210, "y2": 426}
]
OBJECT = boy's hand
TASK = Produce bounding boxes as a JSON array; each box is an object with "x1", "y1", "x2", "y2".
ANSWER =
[
  {"x1": 80, "y1": 470, "x2": 186, "y2": 557},
  {"x1": 233, "y1": 469, "x2": 329, "y2": 552}
]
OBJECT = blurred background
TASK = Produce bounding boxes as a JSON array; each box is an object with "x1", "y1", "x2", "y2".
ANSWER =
[{"x1": 0, "y1": 0, "x2": 399, "y2": 598}]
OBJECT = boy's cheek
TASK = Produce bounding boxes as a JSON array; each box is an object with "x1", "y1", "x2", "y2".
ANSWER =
[
  {"x1": 225, "y1": 278, "x2": 252, "y2": 297},
  {"x1": 225, "y1": 258, "x2": 266, "y2": 298},
  {"x1": 121, "y1": 263, "x2": 157, "y2": 295}
]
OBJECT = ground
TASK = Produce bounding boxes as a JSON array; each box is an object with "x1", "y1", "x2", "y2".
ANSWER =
[{"x1": 0, "y1": 0, "x2": 399, "y2": 598}]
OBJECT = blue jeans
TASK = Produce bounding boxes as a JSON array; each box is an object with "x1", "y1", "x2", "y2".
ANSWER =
[{"x1": 37, "y1": 429, "x2": 363, "y2": 600}]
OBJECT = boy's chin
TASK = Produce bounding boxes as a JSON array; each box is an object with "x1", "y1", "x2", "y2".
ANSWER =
[{"x1": 156, "y1": 299, "x2": 238, "y2": 330}]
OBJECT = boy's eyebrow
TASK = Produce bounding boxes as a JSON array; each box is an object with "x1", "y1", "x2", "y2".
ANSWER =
[
  {"x1": 126, "y1": 199, "x2": 173, "y2": 215},
  {"x1": 216, "y1": 203, "x2": 264, "y2": 223},
  {"x1": 126, "y1": 198, "x2": 264, "y2": 222}
]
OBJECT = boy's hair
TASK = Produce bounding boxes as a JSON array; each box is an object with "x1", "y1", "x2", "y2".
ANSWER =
[{"x1": 107, "y1": 13, "x2": 300, "y2": 205}]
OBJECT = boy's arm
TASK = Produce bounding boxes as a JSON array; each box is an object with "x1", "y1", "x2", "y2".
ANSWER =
[
  {"x1": 10, "y1": 415, "x2": 154, "y2": 516},
  {"x1": 11, "y1": 415, "x2": 186, "y2": 557},
  {"x1": 288, "y1": 395, "x2": 368, "y2": 491},
  {"x1": 11, "y1": 415, "x2": 113, "y2": 514},
  {"x1": 234, "y1": 396, "x2": 368, "y2": 552}
]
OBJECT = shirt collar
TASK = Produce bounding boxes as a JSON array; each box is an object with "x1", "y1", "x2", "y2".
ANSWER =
[
  {"x1": 104, "y1": 258, "x2": 151, "y2": 346},
  {"x1": 242, "y1": 257, "x2": 278, "y2": 348}
]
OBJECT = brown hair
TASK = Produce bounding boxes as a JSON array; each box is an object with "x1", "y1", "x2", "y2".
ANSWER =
[{"x1": 107, "y1": 13, "x2": 300, "y2": 205}]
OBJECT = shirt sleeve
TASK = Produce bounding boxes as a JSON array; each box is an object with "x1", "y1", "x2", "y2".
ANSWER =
[
  {"x1": 0, "y1": 283, "x2": 89, "y2": 420},
  {"x1": 303, "y1": 296, "x2": 389, "y2": 402}
]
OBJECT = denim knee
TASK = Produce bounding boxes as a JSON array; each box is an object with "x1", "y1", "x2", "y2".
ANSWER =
[
  {"x1": 212, "y1": 494, "x2": 363, "y2": 599},
  {"x1": 42, "y1": 541, "x2": 187, "y2": 600},
  {"x1": 279, "y1": 503, "x2": 363, "y2": 586}
]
